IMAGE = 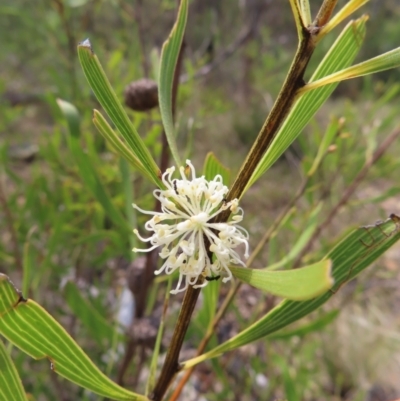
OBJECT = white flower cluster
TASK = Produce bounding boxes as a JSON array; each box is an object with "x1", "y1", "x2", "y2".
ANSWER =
[{"x1": 133, "y1": 160, "x2": 249, "y2": 294}]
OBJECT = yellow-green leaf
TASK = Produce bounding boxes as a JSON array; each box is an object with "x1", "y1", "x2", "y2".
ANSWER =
[
  {"x1": 319, "y1": 0, "x2": 369, "y2": 38},
  {"x1": 300, "y1": 46, "x2": 400, "y2": 94},
  {"x1": 92, "y1": 110, "x2": 163, "y2": 188},
  {"x1": 202, "y1": 152, "x2": 231, "y2": 185},
  {"x1": 245, "y1": 16, "x2": 367, "y2": 192},
  {"x1": 183, "y1": 215, "x2": 400, "y2": 368},
  {"x1": 0, "y1": 338, "x2": 28, "y2": 401},
  {"x1": 77, "y1": 40, "x2": 161, "y2": 186},
  {"x1": 231, "y1": 259, "x2": 333, "y2": 301},
  {"x1": 0, "y1": 274, "x2": 148, "y2": 401}
]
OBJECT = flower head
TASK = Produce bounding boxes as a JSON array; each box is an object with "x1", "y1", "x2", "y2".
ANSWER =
[{"x1": 133, "y1": 160, "x2": 249, "y2": 294}]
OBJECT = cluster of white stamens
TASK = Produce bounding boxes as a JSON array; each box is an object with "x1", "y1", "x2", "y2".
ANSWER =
[{"x1": 133, "y1": 160, "x2": 249, "y2": 294}]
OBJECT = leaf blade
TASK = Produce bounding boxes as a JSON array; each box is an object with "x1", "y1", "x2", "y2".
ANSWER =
[
  {"x1": 0, "y1": 339, "x2": 28, "y2": 401},
  {"x1": 300, "y1": 46, "x2": 400, "y2": 94},
  {"x1": 77, "y1": 40, "x2": 161, "y2": 185},
  {"x1": 245, "y1": 16, "x2": 367, "y2": 192},
  {"x1": 183, "y1": 215, "x2": 400, "y2": 367},
  {"x1": 202, "y1": 152, "x2": 231, "y2": 185},
  {"x1": 0, "y1": 275, "x2": 148, "y2": 401},
  {"x1": 158, "y1": 0, "x2": 188, "y2": 167},
  {"x1": 231, "y1": 259, "x2": 333, "y2": 301},
  {"x1": 92, "y1": 109, "x2": 163, "y2": 188}
]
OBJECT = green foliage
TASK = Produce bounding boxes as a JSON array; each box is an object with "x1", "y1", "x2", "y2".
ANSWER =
[
  {"x1": 158, "y1": 0, "x2": 188, "y2": 167},
  {"x1": 77, "y1": 43, "x2": 162, "y2": 187},
  {"x1": 202, "y1": 152, "x2": 231, "y2": 185},
  {"x1": 246, "y1": 15, "x2": 367, "y2": 191},
  {"x1": 231, "y1": 259, "x2": 333, "y2": 301},
  {"x1": 0, "y1": 339, "x2": 28, "y2": 401},
  {"x1": 0, "y1": 274, "x2": 147, "y2": 401},
  {"x1": 1, "y1": 1, "x2": 400, "y2": 400},
  {"x1": 184, "y1": 216, "x2": 400, "y2": 368}
]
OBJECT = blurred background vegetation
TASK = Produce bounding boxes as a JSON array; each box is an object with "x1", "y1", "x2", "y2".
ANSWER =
[{"x1": 1, "y1": 1, "x2": 400, "y2": 400}]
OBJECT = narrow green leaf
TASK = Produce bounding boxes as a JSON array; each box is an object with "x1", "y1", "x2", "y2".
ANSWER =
[
  {"x1": 289, "y1": 0, "x2": 305, "y2": 40},
  {"x1": 93, "y1": 110, "x2": 163, "y2": 188},
  {"x1": 369, "y1": 187, "x2": 400, "y2": 204},
  {"x1": 57, "y1": 99, "x2": 130, "y2": 232},
  {"x1": 92, "y1": 109, "x2": 141, "y2": 169},
  {"x1": 319, "y1": 0, "x2": 369, "y2": 38},
  {"x1": 245, "y1": 16, "x2": 367, "y2": 192},
  {"x1": 0, "y1": 274, "x2": 148, "y2": 401},
  {"x1": 158, "y1": 0, "x2": 188, "y2": 167},
  {"x1": 0, "y1": 338, "x2": 28, "y2": 401},
  {"x1": 77, "y1": 40, "x2": 161, "y2": 185},
  {"x1": 300, "y1": 46, "x2": 400, "y2": 94},
  {"x1": 267, "y1": 309, "x2": 340, "y2": 340},
  {"x1": 183, "y1": 215, "x2": 400, "y2": 367},
  {"x1": 231, "y1": 259, "x2": 333, "y2": 301},
  {"x1": 202, "y1": 152, "x2": 231, "y2": 185},
  {"x1": 64, "y1": 281, "x2": 119, "y2": 346}
]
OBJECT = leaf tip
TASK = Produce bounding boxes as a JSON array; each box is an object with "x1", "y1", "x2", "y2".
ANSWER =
[{"x1": 78, "y1": 38, "x2": 94, "y2": 54}]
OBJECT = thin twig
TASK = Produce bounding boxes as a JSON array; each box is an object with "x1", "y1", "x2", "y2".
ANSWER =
[{"x1": 314, "y1": 0, "x2": 339, "y2": 27}]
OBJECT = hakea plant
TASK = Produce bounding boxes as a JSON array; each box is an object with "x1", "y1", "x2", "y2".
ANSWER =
[
  {"x1": 1, "y1": 1, "x2": 400, "y2": 401},
  {"x1": 133, "y1": 160, "x2": 249, "y2": 294}
]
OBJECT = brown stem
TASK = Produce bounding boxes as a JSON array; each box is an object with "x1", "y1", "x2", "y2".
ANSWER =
[
  {"x1": 293, "y1": 126, "x2": 400, "y2": 267},
  {"x1": 215, "y1": 28, "x2": 316, "y2": 224},
  {"x1": 215, "y1": 0, "x2": 342, "y2": 223},
  {"x1": 151, "y1": 282, "x2": 203, "y2": 401},
  {"x1": 314, "y1": 0, "x2": 339, "y2": 27}
]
